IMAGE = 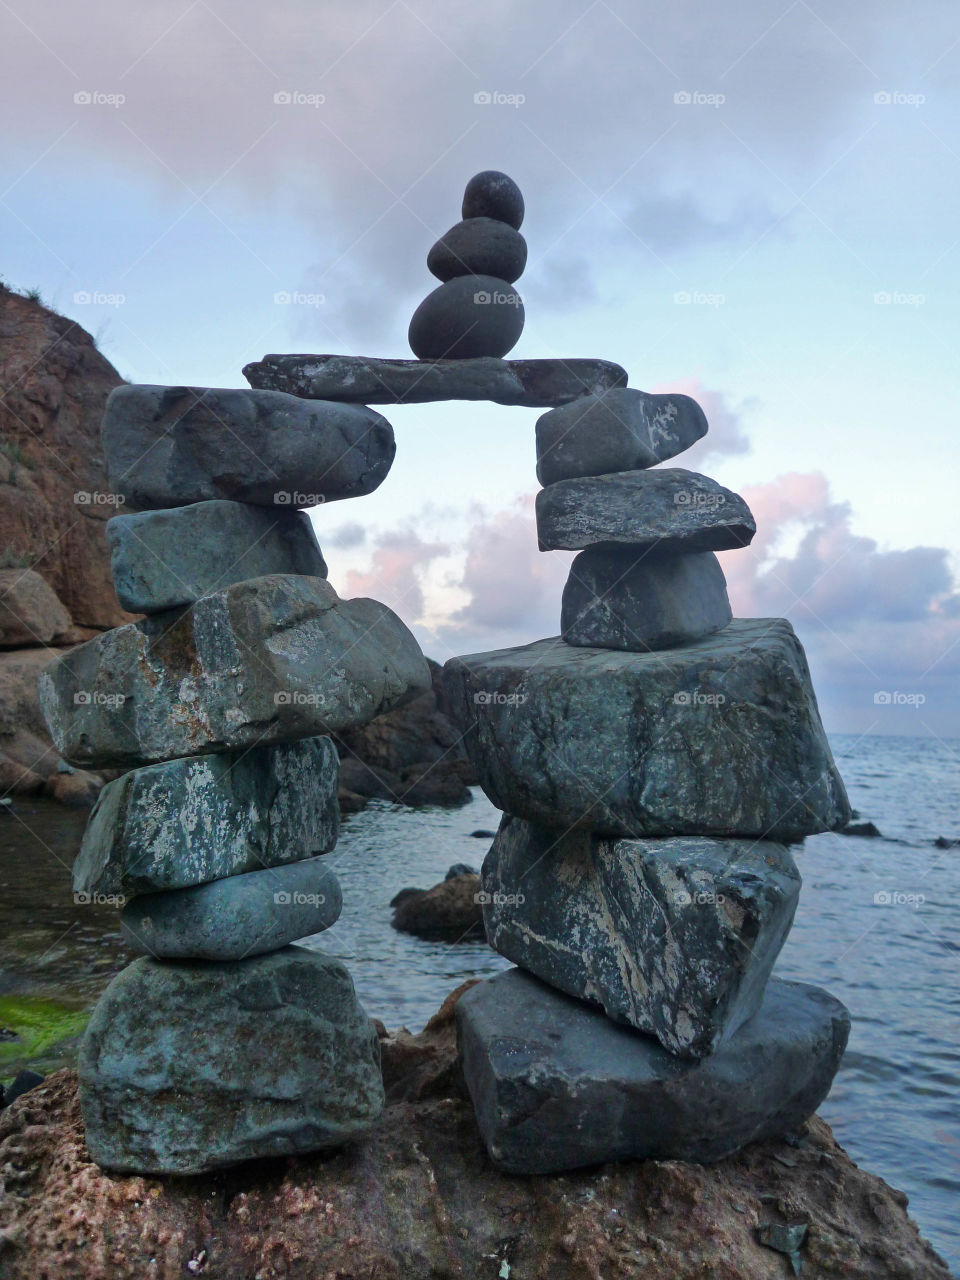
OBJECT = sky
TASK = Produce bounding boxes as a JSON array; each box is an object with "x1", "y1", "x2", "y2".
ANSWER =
[{"x1": 2, "y1": 0, "x2": 958, "y2": 736}]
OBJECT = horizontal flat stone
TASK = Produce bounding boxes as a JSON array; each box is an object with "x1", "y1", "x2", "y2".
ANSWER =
[
  {"x1": 79, "y1": 949, "x2": 383, "y2": 1174},
  {"x1": 427, "y1": 217, "x2": 527, "y2": 283},
  {"x1": 103, "y1": 384, "x2": 395, "y2": 510},
  {"x1": 536, "y1": 389, "x2": 708, "y2": 485},
  {"x1": 74, "y1": 736, "x2": 340, "y2": 898},
  {"x1": 482, "y1": 817, "x2": 801, "y2": 1058},
  {"x1": 107, "y1": 500, "x2": 327, "y2": 613},
  {"x1": 242, "y1": 355, "x2": 628, "y2": 407},
  {"x1": 40, "y1": 574, "x2": 430, "y2": 769},
  {"x1": 457, "y1": 969, "x2": 850, "y2": 1174},
  {"x1": 408, "y1": 275, "x2": 524, "y2": 360},
  {"x1": 441, "y1": 619, "x2": 850, "y2": 841},
  {"x1": 536, "y1": 469, "x2": 756, "y2": 554},
  {"x1": 121, "y1": 856, "x2": 342, "y2": 960},
  {"x1": 561, "y1": 548, "x2": 732, "y2": 651}
]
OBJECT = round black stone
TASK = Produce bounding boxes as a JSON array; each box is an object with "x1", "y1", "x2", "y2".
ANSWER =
[
  {"x1": 408, "y1": 274, "x2": 525, "y2": 360},
  {"x1": 427, "y1": 218, "x2": 527, "y2": 283},
  {"x1": 462, "y1": 171, "x2": 524, "y2": 229}
]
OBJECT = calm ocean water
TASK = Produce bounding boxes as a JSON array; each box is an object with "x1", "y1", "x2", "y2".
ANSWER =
[{"x1": 1, "y1": 733, "x2": 958, "y2": 1270}]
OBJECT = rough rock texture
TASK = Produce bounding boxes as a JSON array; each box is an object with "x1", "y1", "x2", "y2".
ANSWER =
[
  {"x1": 441, "y1": 619, "x2": 851, "y2": 841},
  {"x1": 1, "y1": 988, "x2": 949, "y2": 1280},
  {"x1": 408, "y1": 274, "x2": 525, "y2": 360},
  {"x1": 482, "y1": 817, "x2": 801, "y2": 1057},
  {"x1": 462, "y1": 169, "x2": 525, "y2": 228},
  {"x1": 120, "y1": 856, "x2": 343, "y2": 960},
  {"x1": 0, "y1": 568, "x2": 72, "y2": 648},
  {"x1": 391, "y1": 872, "x2": 485, "y2": 941},
  {"x1": 536, "y1": 388, "x2": 709, "y2": 485},
  {"x1": 536, "y1": 468, "x2": 756, "y2": 553},
  {"x1": 102, "y1": 384, "x2": 395, "y2": 510},
  {"x1": 39, "y1": 574, "x2": 430, "y2": 768},
  {"x1": 561, "y1": 547, "x2": 732, "y2": 651},
  {"x1": 0, "y1": 288, "x2": 132, "y2": 629},
  {"x1": 78, "y1": 949, "x2": 383, "y2": 1174},
  {"x1": 0, "y1": 646, "x2": 72, "y2": 789},
  {"x1": 427, "y1": 217, "x2": 527, "y2": 283},
  {"x1": 459, "y1": 970, "x2": 850, "y2": 1174},
  {"x1": 244, "y1": 353, "x2": 628, "y2": 405},
  {"x1": 74, "y1": 736, "x2": 340, "y2": 897},
  {"x1": 106, "y1": 500, "x2": 327, "y2": 613}
]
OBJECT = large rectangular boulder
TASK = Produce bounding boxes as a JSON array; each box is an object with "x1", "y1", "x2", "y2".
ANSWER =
[
  {"x1": 441, "y1": 618, "x2": 850, "y2": 841},
  {"x1": 482, "y1": 817, "x2": 801, "y2": 1058},
  {"x1": 39, "y1": 574, "x2": 431, "y2": 768},
  {"x1": 102, "y1": 385, "x2": 395, "y2": 510},
  {"x1": 74, "y1": 736, "x2": 340, "y2": 897}
]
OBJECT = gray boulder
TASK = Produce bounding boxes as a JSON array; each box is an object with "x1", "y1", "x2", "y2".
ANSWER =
[
  {"x1": 243, "y1": 354, "x2": 627, "y2": 406},
  {"x1": 79, "y1": 949, "x2": 384, "y2": 1174},
  {"x1": 102, "y1": 384, "x2": 395, "y2": 510},
  {"x1": 74, "y1": 736, "x2": 340, "y2": 898},
  {"x1": 457, "y1": 968, "x2": 850, "y2": 1174},
  {"x1": 536, "y1": 468, "x2": 756, "y2": 554},
  {"x1": 408, "y1": 275, "x2": 524, "y2": 361},
  {"x1": 461, "y1": 170, "x2": 524, "y2": 228},
  {"x1": 561, "y1": 548, "x2": 732, "y2": 651},
  {"x1": 482, "y1": 817, "x2": 801, "y2": 1058},
  {"x1": 535, "y1": 388, "x2": 708, "y2": 485},
  {"x1": 40, "y1": 574, "x2": 430, "y2": 768},
  {"x1": 441, "y1": 618, "x2": 851, "y2": 841},
  {"x1": 107, "y1": 500, "x2": 327, "y2": 613},
  {"x1": 120, "y1": 856, "x2": 343, "y2": 960},
  {"x1": 427, "y1": 218, "x2": 527, "y2": 283}
]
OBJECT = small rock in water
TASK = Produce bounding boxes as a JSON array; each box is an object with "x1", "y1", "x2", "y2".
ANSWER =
[
  {"x1": 470, "y1": 829, "x2": 496, "y2": 839},
  {"x1": 841, "y1": 820, "x2": 883, "y2": 838},
  {"x1": 427, "y1": 218, "x2": 527, "y2": 283},
  {"x1": 445, "y1": 863, "x2": 477, "y2": 880},
  {"x1": 391, "y1": 874, "x2": 485, "y2": 941},
  {"x1": 933, "y1": 835, "x2": 960, "y2": 849},
  {"x1": 561, "y1": 548, "x2": 732, "y2": 652},
  {"x1": 461, "y1": 170, "x2": 524, "y2": 229},
  {"x1": 408, "y1": 275, "x2": 524, "y2": 361},
  {"x1": 120, "y1": 856, "x2": 343, "y2": 960}
]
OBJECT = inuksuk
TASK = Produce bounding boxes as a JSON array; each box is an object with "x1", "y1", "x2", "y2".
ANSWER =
[{"x1": 38, "y1": 385, "x2": 430, "y2": 1174}]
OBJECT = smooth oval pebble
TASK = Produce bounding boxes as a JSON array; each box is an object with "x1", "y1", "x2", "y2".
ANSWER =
[
  {"x1": 462, "y1": 171, "x2": 524, "y2": 229},
  {"x1": 408, "y1": 274, "x2": 525, "y2": 360},
  {"x1": 427, "y1": 218, "x2": 527, "y2": 284}
]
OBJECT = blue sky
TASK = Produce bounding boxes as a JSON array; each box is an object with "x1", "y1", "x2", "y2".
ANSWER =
[{"x1": 2, "y1": 0, "x2": 958, "y2": 735}]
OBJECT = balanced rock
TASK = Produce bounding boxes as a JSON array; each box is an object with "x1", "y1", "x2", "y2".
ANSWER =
[
  {"x1": 441, "y1": 618, "x2": 850, "y2": 841},
  {"x1": 457, "y1": 968, "x2": 850, "y2": 1174},
  {"x1": 536, "y1": 389, "x2": 708, "y2": 485},
  {"x1": 561, "y1": 548, "x2": 732, "y2": 651},
  {"x1": 102, "y1": 385, "x2": 395, "y2": 510},
  {"x1": 408, "y1": 275, "x2": 524, "y2": 361},
  {"x1": 107, "y1": 500, "x2": 327, "y2": 613},
  {"x1": 462, "y1": 170, "x2": 524, "y2": 228},
  {"x1": 0, "y1": 569, "x2": 71, "y2": 648},
  {"x1": 244, "y1": 354, "x2": 627, "y2": 407},
  {"x1": 121, "y1": 856, "x2": 343, "y2": 960},
  {"x1": 482, "y1": 817, "x2": 801, "y2": 1057},
  {"x1": 536, "y1": 468, "x2": 756, "y2": 554},
  {"x1": 427, "y1": 218, "x2": 527, "y2": 283},
  {"x1": 40, "y1": 574, "x2": 430, "y2": 768},
  {"x1": 74, "y1": 736, "x2": 340, "y2": 898},
  {"x1": 79, "y1": 949, "x2": 383, "y2": 1174}
]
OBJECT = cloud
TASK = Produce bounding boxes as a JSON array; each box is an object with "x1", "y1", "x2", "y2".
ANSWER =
[
  {"x1": 324, "y1": 521, "x2": 367, "y2": 549},
  {"x1": 339, "y1": 527, "x2": 449, "y2": 621},
  {"x1": 650, "y1": 378, "x2": 752, "y2": 465}
]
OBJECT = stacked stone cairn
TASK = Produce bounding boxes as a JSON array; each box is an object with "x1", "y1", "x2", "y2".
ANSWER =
[
  {"x1": 247, "y1": 168, "x2": 853, "y2": 1178},
  {"x1": 38, "y1": 384, "x2": 430, "y2": 1174}
]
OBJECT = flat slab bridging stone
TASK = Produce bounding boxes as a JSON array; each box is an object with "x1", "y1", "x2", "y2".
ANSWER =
[
  {"x1": 561, "y1": 548, "x2": 732, "y2": 651},
  {"x1": 243, "y1": 355, "x2": 627, "y2": 407},
  {"x1": 120, "y1": 856, "x2": 343, "y2": 960},
  {"x1": 457, "y1": 968, "x2": 850, "y2": 1174},
  {"x1": 79, "y1": 948, "x2": 383, "y2": 1174},
  {"x1": 536, "y1": 468, "x2": 756, "y2": 554},
  {"x1": 536, "y1": 388, "x2": 708, "y2": 485},
  {"x1": 441, "y1": 618, "x2": 850, "y2": 841},
  {"x1": 107, "y1": 500, "x2": 327, "y2": 613},
  {"x1": 102, "y1": 384, "x2": 395, "y2": 510},
  {"x1": 39, "y1": 574, "x2": 430, "y2": 769},
  {"x1": 482, "y1": 817, "x2": 801, "y2": 1058},
  {"x1": 74, "y1": 736, "x2": 340, "y2": 898}
]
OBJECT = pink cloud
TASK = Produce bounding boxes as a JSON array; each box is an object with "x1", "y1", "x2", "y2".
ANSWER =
[{"x1": 340, "y1": 528, "x2": 448, "y2": 622}]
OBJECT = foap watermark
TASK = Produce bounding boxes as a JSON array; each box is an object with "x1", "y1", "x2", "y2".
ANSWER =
[
  {"x1": 874, "y1": 90, "x2": 925, "y2": 108},
  {"x1": 674, "y1": 90, "x2": 725, "y2": 108},
  {"x1": 874, "y1": 890, "x2": 925, "y2": 909},
  {"x1": 73, "y1": 690, "x2": 125, "y2": 708},
  {"x1": 74, "y1": 290, "x2": 125, "y2": 307},
  {"x1": 674, "y1": 489, "x2": 726, "y2": 509},
  {"x1": 74, "y1": 890, "x2": 126, "y2": 906},
  {"x1": 273, "y1": 90, "x2": 325, "y2": 107},
  {"x1": 474, "y1": 690, "x2": 528, "y2": 707},
  {"x1": 674, "y1": 889, "x2": 726, "y2": 907},
  {"x1": 74, "y1": 90, "x2": 125, "y2": 108},
  {"x1": 674, "y1": 290, "x2": 725, "y2": 307},
  {"x1": 673, "y1": 690, "x2": 726, "y2": 708},
  {"x1": 873, "y1": 290, "x2": 925, "y2": 307},
  {"x1": 473, "y1": 90, "x2": 525, "y2": 107},
  {"x1": 274, "y1": 290, "x2": 325, "y2": 307},
  {"x1": 474, "y1": 288, "x2": 522, "y2": 307},
  {"x1": 874, "y1": 690, "x2": 926, "y2": 706},
  {"x1": 74, "y1": 490, "x2": 126, "y2": 507},
  {"x1": 274, "y1": 890, "x2": 326, "y2": 905},
  {"x1": 474, "y1": 890, "x2": 526, "y2": 906},
  {"x1": 273, "y1": 491, "x2": 325, "y2": 506},
  {"x1": 275, "y1": 691, "x2": 326, "y2": 707}
]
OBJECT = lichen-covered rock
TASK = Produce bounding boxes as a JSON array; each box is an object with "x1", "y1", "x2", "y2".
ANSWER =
[
  {"x1": 482, "y1": 817, "x2": 801, "y2": 1057},
  {"x1": 39, "y1": 574, "x2": 430, "y2": 768},
  {"x1": 441, "y1": 618, "x2": 851, "y2": 841},
  {"x1": 102, "y1": 384, "x2": 395, "y2": 510},
  {"x1": 458, "y1": 969, "x2": 850, "y2": 1173},
  {"x1": 78, "y1": 948, "x2": 383, "y2": 1174},
  {"x1": 74, "y1": 736, "x2": 340, "y2": 897}
]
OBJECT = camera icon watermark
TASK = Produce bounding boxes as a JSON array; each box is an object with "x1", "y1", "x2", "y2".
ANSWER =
[
  {"x1": 873, "y1": 890, "x2": 925, "y2": 908},
  {"x1": 73, "y1": 690, "x2": 126, "y2": 708},
  {"x1": 474, "y1": 890, "x2": 525, "y2": 906},
  {"x1": 74, "y1": 90, "x2": 125, "y2": 108},
  {"x1": 273, "y1": 491, "x2": 326, "y2": 506},
  {"x1": 273, "y1": 90, "x2": 325, "y2": 107},
  {"x1": 673, "y1": 689, "x2": 726, "y2": 708},
  {"x1": 474, "y1": 690, "x2": 528, "y2": 707},
  {"x1": 74, "y1": 890, "x2": 126, "y2": 906},
  {"x1": 473, "y1": 90, "x2": 525, "y2": 107},
  {"x1": 74, "y1": 490, "x2": 126, "y2": 506},
  {"x1": 674, "y1": 90, "x2": 725, "y2": 107},
  {"x1": 274, "y1": 290, "x2": 325, "y2": 307},
  {"x1": 274, "y1": 691, "x2": 326, "y2": 707},
  {"x1": 874, "y1": 90, "x2": 924, "y2": 107},
  {"x1": 873, "y1": 690, "x2": 925, "y2": 706}
]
